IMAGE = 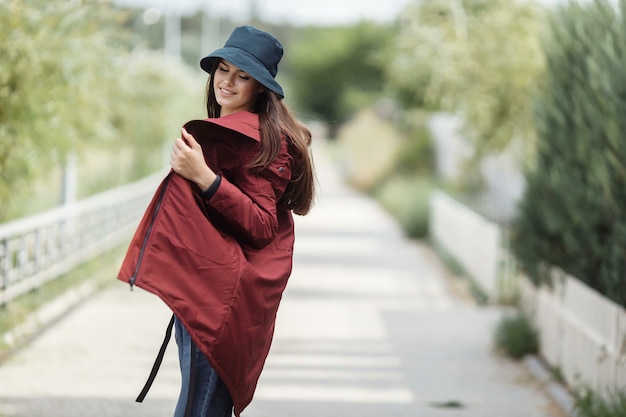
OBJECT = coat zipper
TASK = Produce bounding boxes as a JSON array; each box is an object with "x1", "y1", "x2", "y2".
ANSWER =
[{"x1": 129, "y1": 173, "x2": 173, "y2": 291}]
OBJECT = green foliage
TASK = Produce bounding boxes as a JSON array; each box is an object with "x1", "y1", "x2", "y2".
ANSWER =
[
  {"x1": 510, "y1": 0, "x2": 626, "y2": 307},
  {"x1": 372, "y1": 175, "x2": 435, "y2": 239},
  {"x1": 575, "y1": 387, "x2": 626, "y2": 417},
  {"x1": 287, "y1": 23, "x2": 394, "y2": 136},
  {"x1": 493, "y1": 311, "x2": 538, "y2": 359},
  {"x1": 387, "y1": 0, "x2": 545, "y2": 162},
  {"x1": 0, "y1": 0, "x2": 122, "y2": 217},
  {"x1": 369, "y1": 110, "x2": 435, "y2": 239},
  {"x1": 335, "y1": 108, "x2": 436, "y2": 239},
  {"x1": 109, "y1": 50, "x2": 205, "y2": 177},
  {"x1": 393, "y1": 110, "x2": 434, "y2": 176},
  {"x1": 0, "y1": 0, "x2": 205, "y2": 220}
]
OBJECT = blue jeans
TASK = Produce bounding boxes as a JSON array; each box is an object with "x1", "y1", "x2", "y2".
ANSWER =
[{"x1": 173, "y1": 316, "x2": 233, "y2": 417}]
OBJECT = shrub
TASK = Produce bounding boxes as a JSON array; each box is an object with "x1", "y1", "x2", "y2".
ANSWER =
[
  {"x1": 372, "y1": 175, "x2": 435, "y2": 239},
  {"x1": 510, "y1": 0, "x2": 626, "y2": 307},
  {"x1": 493, "y1": 311, "x2": 538, "y2": 359},
  {"x1": 575, "y1": 387, "x2": 626, "y2": 417},
  {"x1": 393, "y1": 110, "x2": 434, "y2": 176}
]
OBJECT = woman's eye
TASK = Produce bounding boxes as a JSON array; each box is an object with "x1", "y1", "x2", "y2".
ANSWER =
[
  {"x1": 219, "y1": 66, "x2": 228, "y2": 72},
  {"x1": 239, "y1": 75, "x2": 250, "y2": 80}
]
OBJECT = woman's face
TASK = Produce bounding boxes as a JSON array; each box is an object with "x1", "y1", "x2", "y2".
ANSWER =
[{"x1": 213, "y1": 60, "x2": 263, "y2": 116}]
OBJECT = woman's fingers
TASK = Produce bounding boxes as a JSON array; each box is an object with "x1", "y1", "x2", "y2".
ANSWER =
[
  {"x1": 181, "y1": 128, "x2": 200, "y2": 149},
  {"x1": 171, "y1": 128, "x2": 215, "y2": 190}
]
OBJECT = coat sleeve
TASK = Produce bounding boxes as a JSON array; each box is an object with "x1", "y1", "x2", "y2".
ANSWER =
[{"x1": 204, "y1": 140, "x2": 293, "y2": 249}]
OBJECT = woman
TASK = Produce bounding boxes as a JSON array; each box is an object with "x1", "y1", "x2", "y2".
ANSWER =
[{"x1": 118, "y1": 26, "x2": 315, "y2": 417}]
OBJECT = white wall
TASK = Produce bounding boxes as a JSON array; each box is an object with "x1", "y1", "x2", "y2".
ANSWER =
[
  {"x1": 519, "y1": 274, "x2": 626, "y2": 391},
  {"x1": 429, "y1": 190, "x2": 513, "y2": 301},
  {"x1": 427, "y1": 112, "x2": 525, "y2": 222},
  {"x1": 430, "y1": 189, "x2": 626, "y2": 391}
]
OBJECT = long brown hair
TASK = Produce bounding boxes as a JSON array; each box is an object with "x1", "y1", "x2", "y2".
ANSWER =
[{"x1": 205, "y1": 66, "x2": 315, "y2": 215}]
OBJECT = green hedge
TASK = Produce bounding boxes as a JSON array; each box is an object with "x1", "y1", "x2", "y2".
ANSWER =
[{"x1": 511, "y1": 0, "x2": 626, "y2": 307}]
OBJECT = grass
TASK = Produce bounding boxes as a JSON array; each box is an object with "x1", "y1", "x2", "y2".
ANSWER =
[
  {"x1": 493, "y1": 311, "x2": 539, "y2": 359},
  {"x1": 575, "y1": 387, "x2": 626, "y2": 417},
  {"x1": 432, "y1": 243, "x2": 490, "y2": 305},
  {"x1": 0, "y1": 244, "x2": 127, "y2": 357},
  {"x1": 550, "y1": 365, "x2": 565, "y2": 385}
]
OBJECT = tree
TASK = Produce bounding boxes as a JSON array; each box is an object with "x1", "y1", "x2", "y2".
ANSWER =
[
  {"x1": 0, "y1": 0, "x2": 205, "y2": 219},
  {"x1": 0, "y1": 0, "x2": 124, "y2": 216},
  {"x1": 386, "y1": 0, "x2": 545, "y2": 163},
  {"x1": 286, "y1": 22, "x2": 393, "y2": 137}
]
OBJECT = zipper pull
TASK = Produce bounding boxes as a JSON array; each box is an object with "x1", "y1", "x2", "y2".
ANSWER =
[{"x1": 129, "y1": 277, "x2": 136, "y2": 291}]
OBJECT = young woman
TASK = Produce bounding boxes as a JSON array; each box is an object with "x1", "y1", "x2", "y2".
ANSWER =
[{"x1": 118, "y1": 26, "x2": 315, "y2": 417}]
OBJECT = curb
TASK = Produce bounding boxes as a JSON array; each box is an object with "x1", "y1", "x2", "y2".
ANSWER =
[{"x1": 523, "y1": 355, "x2": 580, "y2": 417}]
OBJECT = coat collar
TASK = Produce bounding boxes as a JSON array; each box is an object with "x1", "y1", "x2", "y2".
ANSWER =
[{"x1": 200, "y1": 111, "x2": 261, "y2": 142}]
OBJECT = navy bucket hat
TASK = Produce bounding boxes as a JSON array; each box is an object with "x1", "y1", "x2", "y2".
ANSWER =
[{"x1": 200, "y1": 26, "x2": 285, "y2": 98}]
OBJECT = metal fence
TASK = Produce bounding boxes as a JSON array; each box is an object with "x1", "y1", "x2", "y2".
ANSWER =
[{"x1": 0, "y1": 171, "x2": 164, "y2": 306}]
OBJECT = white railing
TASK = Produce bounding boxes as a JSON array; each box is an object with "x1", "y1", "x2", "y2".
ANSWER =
[{"x1": 0, "y1": 171, "x2": 164, "y2": 306}]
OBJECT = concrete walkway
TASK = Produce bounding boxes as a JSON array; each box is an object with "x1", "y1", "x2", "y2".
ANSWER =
[{"x1": 0, "y1": 151, "x2": 566, "y2": 417}]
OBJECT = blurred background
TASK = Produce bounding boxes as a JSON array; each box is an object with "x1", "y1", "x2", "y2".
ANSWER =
[
  {"x1": 1, "y1": 0, "x2": 625, "y2": 414},
  {"x1": 1, "y1": 0, "x2": 552, "y2": 222}
]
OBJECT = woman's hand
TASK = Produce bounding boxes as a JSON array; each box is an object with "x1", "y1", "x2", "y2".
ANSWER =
[{"x1": 170, "y1": 128, "x2": 217, "y2": 190}]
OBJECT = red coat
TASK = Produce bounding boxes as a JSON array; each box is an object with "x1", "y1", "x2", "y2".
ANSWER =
[{"x1": 117, "y1": 111, "x2": 295, "y2": 416}]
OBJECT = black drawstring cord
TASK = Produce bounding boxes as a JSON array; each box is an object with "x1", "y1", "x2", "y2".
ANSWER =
[{"x1": 136, "y1": 314, "x2": 175, "y2": 402}]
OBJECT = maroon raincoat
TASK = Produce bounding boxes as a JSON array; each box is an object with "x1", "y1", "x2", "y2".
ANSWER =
[{"x1": 118, "y1": 111, "x2": 295, "y2": 416}]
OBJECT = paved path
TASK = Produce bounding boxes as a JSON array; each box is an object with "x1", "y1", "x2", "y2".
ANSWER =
[{"x1": 0, "y1": 150, "x2": 565, "y2": 417}]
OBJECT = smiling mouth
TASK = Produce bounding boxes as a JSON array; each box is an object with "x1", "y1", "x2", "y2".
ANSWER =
[{"x1": 219, "y1": 88, "x2": 235, "y2": 96}]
